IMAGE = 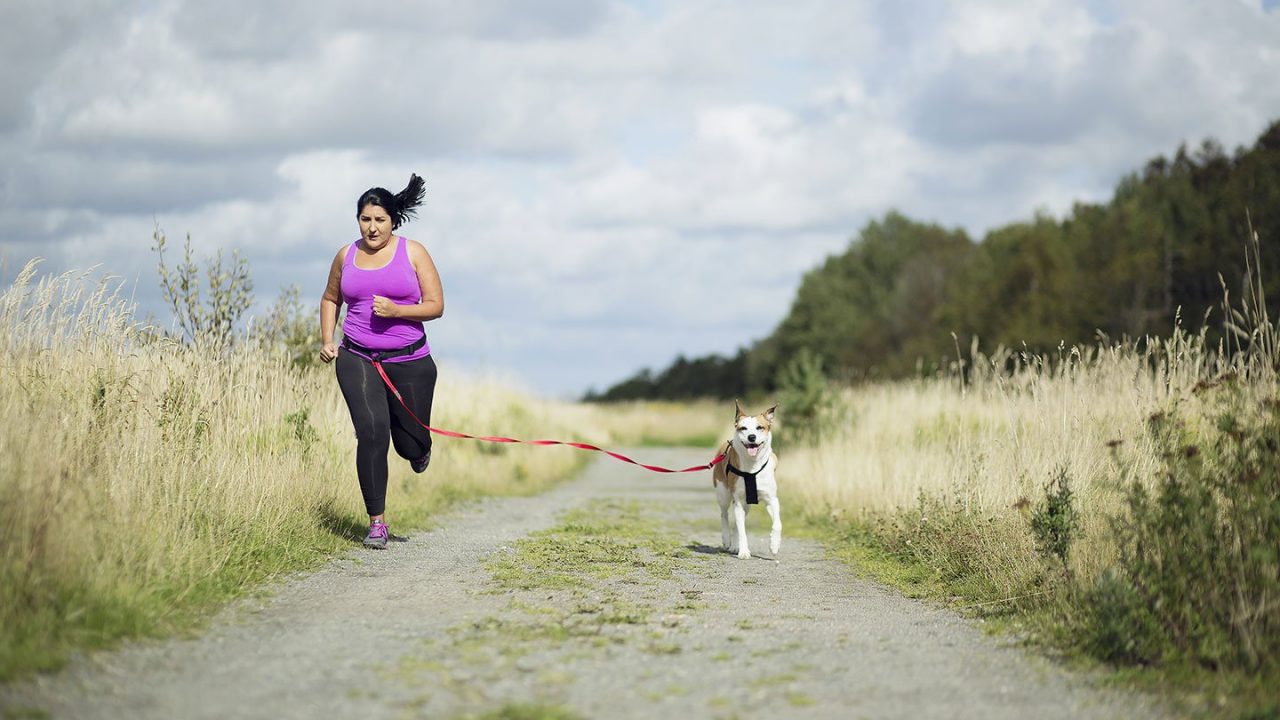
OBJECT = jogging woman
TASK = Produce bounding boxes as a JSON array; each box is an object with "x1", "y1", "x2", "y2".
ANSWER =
[{"x1": 318, "y1": 174, "x2": 443, "y2": 549}]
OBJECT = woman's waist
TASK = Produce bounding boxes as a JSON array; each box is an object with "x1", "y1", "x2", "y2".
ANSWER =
[{"x1": 341, "y1": 333, "x2": 427, "y2": 357}]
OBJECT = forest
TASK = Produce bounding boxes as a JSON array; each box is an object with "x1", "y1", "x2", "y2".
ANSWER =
[{"x1": 588, "y1": 120, "x2": 1280, "y2": 401}]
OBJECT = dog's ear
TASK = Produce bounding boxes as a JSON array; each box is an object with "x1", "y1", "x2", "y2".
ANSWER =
[
  {"x1": 763, "y1": 405, "x2": 777, "y2": 424},
  {"x1": 734, "y1": 399, "x2": 745, "y2": 421}
]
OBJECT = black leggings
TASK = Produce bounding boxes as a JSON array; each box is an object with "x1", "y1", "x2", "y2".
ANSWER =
[{"x1": 335, "y1": 350, "x2": 438, "y2": 516}]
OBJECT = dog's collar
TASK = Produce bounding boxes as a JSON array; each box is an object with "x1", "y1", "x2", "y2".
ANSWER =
[
  {"x1": 726, "y1": 458, "x2": 768, "y2": 505},
  {"x1": 726, "y1": 457, "x2": 768, "y2": 480}
]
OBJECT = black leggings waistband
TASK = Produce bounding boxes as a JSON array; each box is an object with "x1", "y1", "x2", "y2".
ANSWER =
[{"x1": 341, "y1": 335, "x2": 426, "y2": 361}]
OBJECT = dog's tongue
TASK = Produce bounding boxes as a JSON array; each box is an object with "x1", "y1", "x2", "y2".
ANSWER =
[{"x1": 747, "y1": 446, "x2": 759, "y2": 457}]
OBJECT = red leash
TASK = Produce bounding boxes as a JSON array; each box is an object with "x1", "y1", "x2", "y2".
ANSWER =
[{"x1": 372, "y1": 360, "x2": 725, "y2": 474}]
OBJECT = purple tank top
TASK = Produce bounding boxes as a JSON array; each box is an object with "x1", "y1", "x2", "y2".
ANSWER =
[{"x1": 340, "y1": 236, "x2": 431, "y2": 362}]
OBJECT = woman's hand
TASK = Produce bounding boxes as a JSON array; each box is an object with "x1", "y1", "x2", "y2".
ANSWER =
[
  {"x1": 319, "y1": 342, "x2": 339, "y2": 364},
  {"x1": 372, "y1": 295, "x2": 401, "y2": 318}
]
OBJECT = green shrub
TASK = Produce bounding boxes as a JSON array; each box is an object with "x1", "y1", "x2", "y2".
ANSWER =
[
  {"x1": 283, "y1": 407, "x2": 318, "y2": 447},
  {"x1": 1082, "y1": 568, "x2": 1167, "y2": 665},
  {"x1": 776, "y1": 348, "x2": 840, "y2": 445},
  {"x1": 152, "y1": 227, "x2": 253, "y2": 348},
  {"x1": 1085, "y1": 382, "x2": 1280, "y2": 671},
  {"x1": 1029, "y1": 466, "x2": 1078, "y2": 577},
  {"x1": 250, "y1": 284, "x2": 322, "y2": 369}
]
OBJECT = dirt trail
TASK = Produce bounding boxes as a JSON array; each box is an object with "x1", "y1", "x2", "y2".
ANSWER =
[{"x1": 1, "y1": 448, "x2": 1166, "y2": 719}]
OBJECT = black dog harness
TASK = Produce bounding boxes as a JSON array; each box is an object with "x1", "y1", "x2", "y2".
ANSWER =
[{"x1": 726, "y1": 457, "x2": 769, "y2": 505}]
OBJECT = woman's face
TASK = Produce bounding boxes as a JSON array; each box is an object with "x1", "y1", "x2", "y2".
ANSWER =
[{"x1": 358, "y1": 203, "x2": 395, "y2": 249}]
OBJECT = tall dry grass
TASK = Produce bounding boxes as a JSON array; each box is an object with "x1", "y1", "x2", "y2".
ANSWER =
[
  {"x1": 0, "y1": 260, "x2": 618, "y2": 679},
  {"x1": 783, "y1": 337, "x2": 1230, "y2": 591},
  {"x1": 780, "y1": 231, "x2": 1279, "y2": 691},
  {"x1": 574, "y1": 399, "x2": 728, "y2": 449}
]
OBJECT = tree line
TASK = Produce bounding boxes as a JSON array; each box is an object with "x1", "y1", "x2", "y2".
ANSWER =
[{"x1": 589, "y1": 120, "x2": 1280, "y2": 401}]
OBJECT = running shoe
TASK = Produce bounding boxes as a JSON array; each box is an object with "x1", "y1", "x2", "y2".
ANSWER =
[
  {"x1": 411, "y1": 449, "x2": 432, "y2": 474},
  {"x1": 363, "y1": 521, "x2": 389, "y2": 549}
]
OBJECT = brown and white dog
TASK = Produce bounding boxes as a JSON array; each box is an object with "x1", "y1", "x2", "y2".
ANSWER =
[{"x1": 712, "y1": 401, "x2": 780, "y2": 560}]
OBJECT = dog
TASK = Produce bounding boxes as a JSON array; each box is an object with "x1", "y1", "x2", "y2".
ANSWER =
[{"x1": 712, "y1": 401, "x2": 780, "y2": 560}]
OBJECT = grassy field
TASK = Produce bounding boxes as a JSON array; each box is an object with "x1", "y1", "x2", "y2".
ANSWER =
[
  {"x1": 574, "y1": 399, "x2": 728, "y2": 449},
  {"x1": 780, "y1": 257, "x2": 1279, "y2": 716},
  {"x1": 6, "y1": 252, "x2": 1274, "y2": 717},
  {"x1": 0, "y1": 262, "x2": 721, "y2": 681}
]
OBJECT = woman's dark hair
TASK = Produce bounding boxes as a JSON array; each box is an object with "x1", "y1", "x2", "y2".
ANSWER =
[{"x1": 356, "y1": 174, "x2": 426, "y2": 230}]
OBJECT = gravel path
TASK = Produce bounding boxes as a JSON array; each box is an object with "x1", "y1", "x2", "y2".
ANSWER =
[{"x1": 1, "y1": 448, "x2": 1167, "y2": 720}]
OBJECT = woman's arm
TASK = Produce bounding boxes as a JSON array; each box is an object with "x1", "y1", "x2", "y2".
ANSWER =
[
  {"x1": 371, "y1": 239, "x2": 444, "y2": 322},
  {"x1": 319, "y1": 249, "x2": 345, "y2": 363}
]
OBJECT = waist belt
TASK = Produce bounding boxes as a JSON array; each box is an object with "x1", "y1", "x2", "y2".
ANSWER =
[{"x1": 341, "y1": 335, "x2": 426, "y2": 361}]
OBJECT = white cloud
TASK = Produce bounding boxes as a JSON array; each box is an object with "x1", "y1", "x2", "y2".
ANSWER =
[{"x1": 1, "y1": 0, "x2": 1279, "y2": 396}]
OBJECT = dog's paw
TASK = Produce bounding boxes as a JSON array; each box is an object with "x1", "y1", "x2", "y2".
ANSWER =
[
  {"x1": 770, "y1": 540, "x2": 781, "y2": 555},
  {"x1": 737, "y1": 549, "x2": 751, "y2": 560}
]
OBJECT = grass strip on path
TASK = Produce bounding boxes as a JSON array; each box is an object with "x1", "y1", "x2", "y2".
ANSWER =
[{"x1": 390, "y1": 499, "x2": 715, "y2": 717}]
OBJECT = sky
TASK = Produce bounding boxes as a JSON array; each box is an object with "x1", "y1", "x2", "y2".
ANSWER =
[{"x1": 2, "y1": 0, "x2": 1280, "y2": 398}]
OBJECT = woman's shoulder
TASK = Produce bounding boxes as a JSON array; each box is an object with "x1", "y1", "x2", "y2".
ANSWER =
[
  {"x1": 328, "y1": 243, "x2": 354, "y2": 271},
  {"x1": 402, "y1": 237, "x2": 433, "y2": 259}
]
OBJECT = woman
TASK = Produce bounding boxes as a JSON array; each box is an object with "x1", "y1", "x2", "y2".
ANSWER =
[{"x1": 319, "y1": 174, "x2": 443, "y2": 549}]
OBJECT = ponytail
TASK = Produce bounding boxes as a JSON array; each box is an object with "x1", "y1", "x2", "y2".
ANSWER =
[
  {"x1": 356, "y1": 173, "x2": 427, "y2": 230},
  {"x1": 393, "y1": 174, "x2": 426, "y2": 227}
]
